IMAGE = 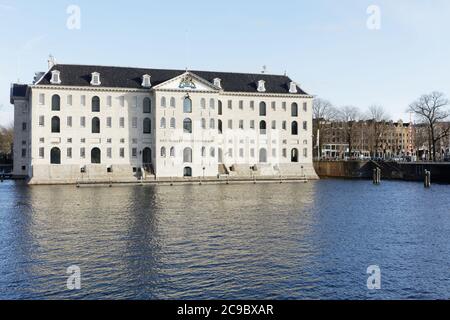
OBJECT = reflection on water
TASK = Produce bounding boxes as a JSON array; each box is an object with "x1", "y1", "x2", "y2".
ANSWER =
[{"x1": 0, "y1": 180, "x2": 449, "y2": 299}]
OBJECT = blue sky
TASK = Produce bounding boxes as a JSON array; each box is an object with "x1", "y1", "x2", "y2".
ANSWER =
[{"x1": 1, "y1": 0, "x2": 449, "y2": 125}]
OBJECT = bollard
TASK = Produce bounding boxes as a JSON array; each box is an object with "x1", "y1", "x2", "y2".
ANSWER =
[{"x1": 424, "y1": 170, "x2": 431, "y2": 188}]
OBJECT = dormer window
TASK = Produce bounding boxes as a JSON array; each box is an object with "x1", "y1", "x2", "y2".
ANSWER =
[
  {"x1": 50, "y1": 70, "x2": 61, "y2": 84},
  {"x1": 257, "y1": 80, "x2": 266, "y2": 92},
  {"x1": 289, "y1": 81, "x2": 298, "y2": 94},
  {"x1": 213, "y1": 78, "x2": 222, "y2": 89},
  {"x1": 142, "y1": 74, "x2": 151, "y2": 88},
  {"x1": 90, "y1": 72, "x2": 101, "y2": 86}
]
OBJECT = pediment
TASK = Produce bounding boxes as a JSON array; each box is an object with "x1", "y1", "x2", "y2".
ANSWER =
[{"x1": 153, "y1": 71, "x2": 220, "y2": 92}]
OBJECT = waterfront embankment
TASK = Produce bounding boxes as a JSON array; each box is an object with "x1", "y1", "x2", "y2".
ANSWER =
[{"x1": 314, "y1": 160, "x2": 450, "y2": 183}]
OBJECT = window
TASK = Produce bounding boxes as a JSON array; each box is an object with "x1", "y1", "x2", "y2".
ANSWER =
[
  {"x1": 160, "y1": 147, "x2": 166, "y2": 158},
  {"x1": 107, "y1": 96, "x2": 112, "y2": 107},
  {"x1": 303, "y1": 148, "x2": 308, "y2": 158},
  {"x1": 142, "y1": 74, "x2": 151, "y2": 87},
  {"x1": 50, "y1": 70, "x2": 61, "y2": 84},
  {"x1": 161, "y1": 97, "x2": 167, "y2": 108},
  {"x1": 291, "y1": 121, "x2": 298, "y2": 135},
  {"x1": 143, "y1": 118, "x2": 151, "y2": 134},
  {"x1": 260, "y1": 121, "x2": 267, "y2": 135},
  {"x1": 239, "y1": 120, "x2": 244, "y2": 129},
  {"x1": 132, "y1": 117, "x2": 138, "y2": 128},
  {"x1": 143, "y1": 97, "x2": 151, "y2": 113},
  {"x1": 272, "y1": 120, "x2": 276, "y2": 130},
  {"x1": 119, "y1": 96, "x2": 125, "y2": 107},
  {"x1": 160, "y1": 117, "x2": 166, "y2": 129},
  {"x1": 91, "y1": 148, "x2": 101, "y2": 164},
  {"x1": 170, "y1": 118, "x2": 176, "y2": 129},
  {"x1": 39, "y1": 116, "x2": 45, "y2": 127},
  {"x1": 303, "y1": 102, "x2": 307, "y2": 112},
  {"x1": 271, "y1": 101, "x2": 276, "y2": 111},
  {"x1": 81, "y1": 95, "x2": 86, "y2": 106},
  {"x1": 282, "y1": 148, "x2": 287, "y2": 158},
  {"x1": 39, "y1": 94, "x2": 45, "y2": 105},
  {"x1": 22, "y1": 122, "x2": 27, "y2": 131},
  {"x1": 92, "y1": 117, "x2": 100, "y2": 133},
  {"x1": 39, "y1": 147, "x2": 44, "y2": 158},
  {"x1": 218, "y1": 120, "x2": 223, "y2": 134},
  {"x1": 250, "y1": 148, "x2": 255, "y2": 158},
  {"x1": 250, "y1": 120, "x2": 255, "y2": 129},
  {"x1": 183, "y1": 97, "x2": 192, "y2": 113},
  {"x1": 51, "y1": 95, "x2": 60, "y2": 111},
  {"x1": 67, "y1": 95, "x2": 73, "y2": 106},
  {"x1": 250, "y1": 101, "x2": 255, "y2": 110},
  {"x1": 303, "y1": 121, "x2": 308, "y2": 130},
  {"x1": 91, "y1": 72, "x2": 101, "y2": 86},
  {"x1": 228, "y1": 119, "x2": 233, "y2": 129},
  {"x1": 106, "y1": 117, "x2": 112, "y2": 128},
  {"x1": 201, "y1": 118, "x2": 206, "y2": 129},
  {"x1": 209, "y1": 98, "x2": 215, "y2": 110},
  {"x1": 67, "y1": 116, "x2": 72, "y2": 127},
  {"x1": 80, "y1": 117, "x2": 86, "y2": 128},
  {"x1": 228, "y1": 148, "x2": 233, "y2": 158},
  {"x1": 170, "y1": 147, "x2": 175, "y2": 157},
  {"x1": 218, "y1": 100, "x2": 223, "y2": 115},
  {"x1": 170, "y1": 97, "x2": 176, "y2": 108},
  {"x1": 119, "y1": 148, "x2": 125, "y2": 158},
  {"x1": 184, "y1": 167, "x2": 192, "y2": 177},
  {"x1": 239, "y1": 148, "x2": 244, "y2": 158},
  {"x1": 259, "y1": 148, "x2": 267, "y2": 163},
  {"x1": 291, "y1": 148, "x2": 299, "y2": 162},
  {"x1": 50, "y1": 147, "x2": 61, "y2": 164},
  {"x1": 67, "y1": 148, "x2": 72, "y2": 159},
  {"x1": 80, "y1": 147, "x2": 86, "y2": 158},
  {"x1": 21, "y1": 148, "x2": 26, "y2": 158},
  {"x1": 183, "y1": 148, "x2": 192, "y2": 163},
  {"x1": 282, "y1": 102, "x2": 287, "y2": 111},
  {"x1": 183, "y1": 118, "x2": 192, "y2": 133},
  {"x1": 51, "y1": 116, "x2": 60, "y2": 133},
  {"x1": 67, "y1": 138, "x2": 72, "y2": 143},
  {"x1": 210, "y1": 147, "x2": 215, "y2": 158},
  {"x1": 282, "y1": 121, "x2": 287, "y2": 130},
  {"x1": 92, "y1": 96, "x2": 100, "y2": 112},
  {"x1": 291, "y1": 103, "x2": 298, "y2": 117},
  {"x1": 201, "y1": 146, "x2": 206, "y2": 157},
  {"x1": 239, "y1": 100, "x2": 244, "y2": 110},
  {"x1": 259, "y1": 102, "x2": 267, "y2": 116},
  {"x1": 228, "y1": 100, "x2": 232, "y2": 109},
  {"x1": 107, "y1": 148, "x2": 112, "y2": 158},
  {"x1": 119, "y1": 117, "x2": 125, "y2": 128},
  {"x1": 201, "y1": 98, "x2": 206, "y2": 109},
  {"x1": 210, "y1": 119, "x2": 215, "y2": 129}
]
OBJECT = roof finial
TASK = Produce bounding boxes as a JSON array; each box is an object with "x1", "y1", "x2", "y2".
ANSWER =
[{"x1": 261, "y1": 65, "x2": 267, "y2": 74}]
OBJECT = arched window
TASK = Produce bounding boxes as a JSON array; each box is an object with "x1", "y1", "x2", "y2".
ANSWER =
[
  {"x1": 218, "y1": 100, "x2": 223, "y2": 115},
  {"x1": 183, "y1": 147, "x2": 192, "y2": 163},
  {"x1": 161, "y1": 97, "x2": 167, "y2": 108},
  {"x1": 201, "y1": 98, "x2": 206, "y2": 109},
  {"x1": 142, "y1": 147, "x2": 152, "y2": 165},
  {"x1": 218, "y1": 120, "x2": 223, "y2": 134},
  {"x1": 183, "y1": 118, "x2": 192, "y2": 133},
  {"x1": 201, "y1": 146, "x2": 206, "y2": 157},
  {"x1": 259, "y1": 148, "x2": 267, "y2": 163},
  {"x1": 143, "y1": 118, "x2": 151, "y2": 134},
  {"x1": 143, "y1": 97, "x2": 151, "y2": 113},
  {"x1": 160, "y1": 117, "x2": 166, "y2": 129},
  {"x1": 291, "y1": 121, "x2": 298, "y2": 135},
  {"x1": 51, "y1": 116, "x2": 60, "y2": 133},
  {"x1": 183, "y1": 97, "x2": 192, "y2": 113},
  {"x1": 291, "y1": 148, "x2": 299, "y2": 163},
  {"x1": 210, "y1": 119, "x2": 215, "y2": 129},
  {"x1": 161, "y1": 147, "x2": 166, "y2": 157},
  {"x1": 91, "y1": 147, "x2": 101, "y2": 164},
  {"x1": 209, "y1": 98, "x2": 215, "y2": 109},
  {"x1": 170, "y1": 117, "x2": 176, "y2": 129},
  {"x1": 170, "y1": 147, "x2": 175, "y2": 157},
  {"x1": 170, "y1": 97, "x2": 176, "y2": 108},
  {"x1": 210, "y1": 147, "x2": 215, "y2": 158},
  {"x1": 51, "y1": 95, "x2": 60, "y2": 111},
  {"x1": 260, "y1": 120, "x2": 267, "y2": 135},
  {"x1": 50, "y1": 147, "x2": 61, "y2": 164},
  {"x1": 201, "y1": 118, "x2": 206, "y2": 129},
  {"x1": 259, "y1": 102, "x2": 267, "y2": 116},
  {"x1": 92, "y1": 96, "x2": 100, "y2": 112},
  {"x1": 184, "y1": 167, "x2": 192, "y2": 177},
  {"x1": 291, "y1": 103, "x2": 298, "y2": 117},
  {"x1": 92, "y1": 117, "x2": 100, "y2": 133}
]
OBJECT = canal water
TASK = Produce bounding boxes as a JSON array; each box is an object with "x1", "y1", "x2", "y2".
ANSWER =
[{"x1": 0, "y1": 180, "x2": 449, "y2": 300}]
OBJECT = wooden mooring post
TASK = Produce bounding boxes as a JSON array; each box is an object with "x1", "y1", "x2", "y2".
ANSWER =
[
  {"x1": 373, "y1": 168, "x2": 381, "y2": 185},
  {"x1": 424, "y1": 170, "x2": 431, "y2": 188}
]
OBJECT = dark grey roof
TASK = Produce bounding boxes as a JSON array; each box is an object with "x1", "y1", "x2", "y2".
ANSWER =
[
  {"x1": 36, "y1": 64, "x2": 309, "y2": 95},
  {"x1": 10, "y1": 84, "x2": 29, "y2": 104}
]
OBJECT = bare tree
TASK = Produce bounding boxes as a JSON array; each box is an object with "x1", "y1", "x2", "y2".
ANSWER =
[
  {"x1": 338, "y1": 106, "x2": 361, "y2": 158},
  {"x1": 408, "y1": 92, "x2": 449, "y2": 161},
  {"x1": 0, "y1": 123, "x2": 14, "y2": 162},
  {"x1": 366, "y1": 105, "x2": 390, "y2": 158},
  {"x1": 313, "y1": 98, "x2": 337, "y2": 159}
]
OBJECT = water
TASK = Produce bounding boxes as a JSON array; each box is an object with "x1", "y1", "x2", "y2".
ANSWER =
[{"x1": 0, "y1": 179, "x2": 449, "y2": 300}]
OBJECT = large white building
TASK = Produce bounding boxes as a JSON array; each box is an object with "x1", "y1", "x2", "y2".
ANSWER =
[{"x1": 10, "y1": 60, "x2": 318, "y2": 184}]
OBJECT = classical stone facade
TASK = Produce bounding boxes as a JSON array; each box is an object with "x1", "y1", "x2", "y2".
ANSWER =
[{"x1": 10, "y1": 62, "x2": 318, "y2": 184}]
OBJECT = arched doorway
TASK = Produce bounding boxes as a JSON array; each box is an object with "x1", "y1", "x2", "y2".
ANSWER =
[
  {"x1": 184, "y1": 167, "x2": 192, "y2": 177},
  {"x1": 291, "y1": 148, "x2": 299, "y2": 163},
  {"x1": 259, "y1": 148, "x2": 267, "y2": 163},
  {"x1": 91, "y1": 148, "x2": 101, "y2": 164},
  {"x1": 50, "y1": 147, "x2": 61, "y2": 164}
]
